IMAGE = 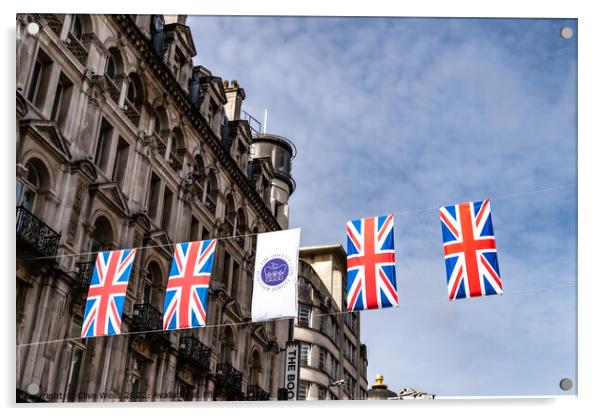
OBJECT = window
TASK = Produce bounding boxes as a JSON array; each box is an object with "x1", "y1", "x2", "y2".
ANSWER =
[
  {"x1": 299, "y1": 342, "x2": 310, "y2": 366},
  {"x1": 298, "y1": 304, "x2": 310, "y2": 327},
  {"x1": 16, "y1": 164, "x2": 39, "y2": 212},
  {"x1": 88, "y1": 217, "x2": 114, "y2": 259},
  {"x1": 231, "y1": 261, "x2": 240, "y2": 298},
  {"x1": 298, "y1": 381, "x2": 308, "y2": 400},
  {"x1": 50, "y1": 73, "x2": 74, "y2": 131},
  {"x1": 112, "y1": 137, "x2": 129, "y2": 189},
  {"x1": 176, "y1": 382, "x2": 193, "y2": 401},
  {"x1": 161, "y1": 187, "x2": 173, "y2": 232},
  {"x1": 189, "y1": 216, "x2": 200, "y2": 241},
  {"x1": 27, "y1": 49, "x2": 52, "y2": 109},
  {"x1": 142, "y1": 270, "x2": 152, "y2": 304},
  {"x1": 317, "y1": 385, "x2": 327, "y2": 400},
  {"x1": 320, "y1": 314, "x2": 329, "y2": 335},
  {"x1": 147, "y1": 173, "x2": 161, "y2": 221},
  {"x1": 65, "y1": 346, "x2": 84, "y2": 401},
  {"x1": 94, "y1": 119, "x2": 114, "y2": 173},
  {"x1": 318, "y1": 348, "x2": 326, "y2": 371},
  {"x1": 64, "y1": 316, "x2": 85, "y2": 401},
  {"x1": 222, "y1": 251, "x2": 231, "y2": 287},
  {"x1": 106, "y1": 55, "x2": 116, "y2": 79},
  {"x1": 70, "y1": 15, "x2": 83, "y2": 40}
]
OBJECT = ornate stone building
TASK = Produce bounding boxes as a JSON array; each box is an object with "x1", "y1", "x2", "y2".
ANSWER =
[
  {"x1": 295, "y1": 245, "x2": 369, "y2": 400},
  {"x1": 15, "y1": 13, "x2": 296, "y2": 402}
]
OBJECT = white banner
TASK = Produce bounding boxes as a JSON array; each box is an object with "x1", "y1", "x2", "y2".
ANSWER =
[{"x1": 251, "y1": 228, "x2": 300, "y2": 322}]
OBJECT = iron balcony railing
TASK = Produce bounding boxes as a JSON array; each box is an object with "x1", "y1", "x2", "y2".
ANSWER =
[
  {"x1": 223, "y1": 217, "x2": 234, "y2": 235},
  {"x1": 122, "y1": 99, "x2": 140, "y2": 126},
  {"x1": 65, "y1": 32, "x2": 89, "y2": 66},
  {"x1": 76, "y1": 261, "x2": 95, "y2": 288},
  {"x1": 41, "y1": 14, "x2": 64, "y2": 37},
  {"x1": 16, "y1": 205, "x2": 60, "y2": 258},
  {"x1": 234, "y1": 234, "x2": 245, "y2": 248},
  {"x1": 204, "y1": 195, "x2": 217, "y2": 215},
  {"x1": 132, "y1": 303, "x2": 164, "y2": 332},
  {"x1": 104, "y1": 74, "x2": 122, "y2": 104},
  {"x1": 168, "y1": 152, "x2": 183, "y2": 172},
  {"x1": 179, "y1": 336, "x2": 211, "y2": 371},
  {"x1": 246, "y1": 384, "x2": 270, "y2": 401},
  {"x1": 215, "y1": 362, "x2": 243, "y2": 392}
]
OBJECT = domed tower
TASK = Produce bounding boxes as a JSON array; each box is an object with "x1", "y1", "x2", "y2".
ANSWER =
[
  {"x1": 367, "y1": 374, "x2": 397, "y2": 400},
  {"x1": 250, "y1": 133, "x2": 296, "y2": 229}
]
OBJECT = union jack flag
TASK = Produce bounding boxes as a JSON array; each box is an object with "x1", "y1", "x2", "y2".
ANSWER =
[
  {"x1": 346, "y1": 215, "x2": 398, "y2": 311},
  {"x1": 439, "y1": 199, "x2": 502, "y2": 300},
  {"x1": 163, "y1": 240, "x2": 217, "y2": 330},
  {"x1": 82, "y1": 249, "x2": 136, "y2": 337}
]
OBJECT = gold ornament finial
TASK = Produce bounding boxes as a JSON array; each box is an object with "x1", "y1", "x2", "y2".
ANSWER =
[{"x1": 375, "y1": 374, "x2": 384, "y2": 385}]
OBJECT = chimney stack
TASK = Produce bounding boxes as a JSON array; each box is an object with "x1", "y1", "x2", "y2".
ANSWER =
[{"x1": 223, "y1": 79, "x2": 246, "y2": 121}]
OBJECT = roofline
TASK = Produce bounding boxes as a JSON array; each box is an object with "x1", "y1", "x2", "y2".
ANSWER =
[{"x1": 299, "y1": 244, "x2": 347, "y2": 263}]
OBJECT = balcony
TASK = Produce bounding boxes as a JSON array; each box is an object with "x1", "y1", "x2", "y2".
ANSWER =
[
  {"x1": 246, "y1": 385, "x2": 270, "y2": 401},
  {"x1": 41, "y1": 14, "x2": 64, "y2": 37},
  {"x1": 132, "y1": 303, "x2": 164, "y2": 332},
  {"x1": 76, "y1": 261, "x2": 95, "y2": 288},
  {"x1": 223, "y1": 218, "x2": 234, "y2": 236},
  {"x1": 215, "y1": 362, "x2": 243, "y2": 393},
  {"x1": 168, "y1": 152, "x2": 182, "y2": 172},
  {"x1": 204, "y1": 195, "x2": 217, "y2": 215},
  {"x1": 179, "y1": 336, "x2": 210, "y2": 371},
  {"x1": 234, "y1": 235, "x2": 245, "y2": 249},
  {"x1": 16, "y1": 205, "x2": 60, "y2": 258},
  {"x1": 104, "y1": 74, "x2": 122, "y2": 104},
  {"x1": 65, "y1": 32, "x2": 89, "y2": 66},
  {"x1": 122, "y1": 99, "x2": 140, "y2": 126}
]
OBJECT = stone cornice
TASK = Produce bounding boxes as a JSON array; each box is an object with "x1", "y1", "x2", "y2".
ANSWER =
[{"x1": 113, "y1": 15, "x2": 281, "y2": 231}]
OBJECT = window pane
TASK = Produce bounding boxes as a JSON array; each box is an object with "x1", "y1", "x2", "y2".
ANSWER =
[{"x1": 65, "y1": 348, "x2": 83, "y2": 401}]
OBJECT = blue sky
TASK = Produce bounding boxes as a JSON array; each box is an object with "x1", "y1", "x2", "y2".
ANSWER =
[{"x1": 188, "y1": 17, "x2": 577, "y2": 396}]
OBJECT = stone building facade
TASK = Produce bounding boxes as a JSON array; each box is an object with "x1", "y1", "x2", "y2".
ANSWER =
[
  {"x1": 295, "y1": 245, "x2": 369, "y2": 400},
  {"x1": 15, "y1": 13, "x2": 297, "y2": 402}
]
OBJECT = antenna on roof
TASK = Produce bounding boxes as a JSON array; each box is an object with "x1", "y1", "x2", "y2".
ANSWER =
[{"x1": 263, "y1": 109, "x2": 268, "y2": 134}]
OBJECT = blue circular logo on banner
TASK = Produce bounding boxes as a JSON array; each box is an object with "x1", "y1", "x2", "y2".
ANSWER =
[{"x1": 261, "y1": 258, "x2": 289, "y2": 286}]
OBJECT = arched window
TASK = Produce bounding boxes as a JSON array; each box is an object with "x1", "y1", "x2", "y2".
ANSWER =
[
  {"x1": 16, "y1": 162, "x2": 40, "y2": 213},
  {"x1": 168, "y1": 128, "x2": 185, "y2": 171},
  {"x1": 225, "y1": 195, "x2": 236, "y2": 235},
  {"x1": 235, "y1": 209, "x2": 246, "y2": 236},
  {"x1": 249, "y1": 350, "x2": 262, "y2": 387},
  {"x1": 70, "y1": 15, "x2": 83, "y2": 40},
  {"x1": 204, "y1": 171, "x2": 218, "y2": 215},
  {"x1": 104, "y1": 49, "x2": 124, "y2": 103},
  {"x1": 144, "y1": 261, "x2": 163, "y2": 308},
  {"x1": 124, "y1": 73, "x2": 143, "y2": 126},
  {"x1": 152, "y1": 106, "x2": 168, "y2": 153},
  {"x1": 106, "y1": 55, "x2": 115, "y2": 79},
  {"x1": 89, "y1": 216, "x2": 114, "y2": 259},
  {"x1": 127, "y1": 81, "x2": 137, "y2": 104},
  {"x1": 219, "y1": 327, "x2": 235, "y2": 365}
]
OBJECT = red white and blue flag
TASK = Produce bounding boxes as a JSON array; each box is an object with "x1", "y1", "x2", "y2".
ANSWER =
[
  {"x1": 346, "y1": 215, "x2": 398, "y2": 311},
  {"x1": 439, "y1": 199, "x2": 502, "y2": 300},
  {"x1": 163, "y1": 240, "x2": 217, "y2": 330},
  {"x1": 82, "y1": 249, "x2": 136, "y2": 337}
]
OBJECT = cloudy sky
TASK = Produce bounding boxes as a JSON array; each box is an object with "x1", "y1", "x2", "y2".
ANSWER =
[{"x1": 188, "y1": 16, "x2": 577, "y2": 396}]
